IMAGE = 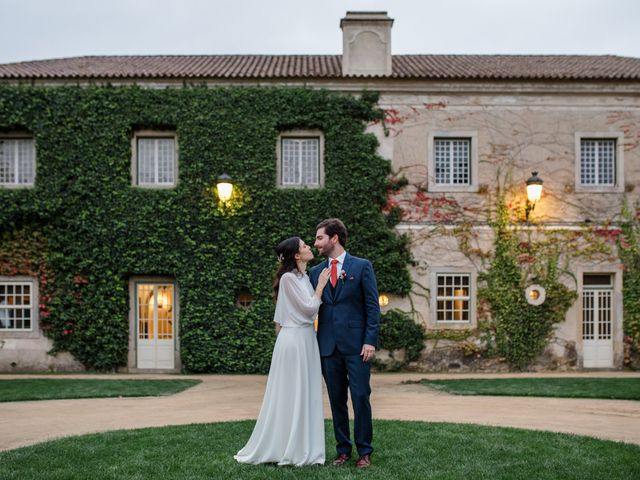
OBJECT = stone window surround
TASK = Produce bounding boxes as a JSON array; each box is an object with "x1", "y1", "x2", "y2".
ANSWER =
[
  {"x1": 574, "y1": 132, "x2": 624, "y2": 193},
  {"x1": 0, "y1": 132, "x2": 36, "y2": 189},
  {"x1": 429, "y1": 268, "x2": 477, "y2": 330},
  {"x1": 427, "y1": 131, "x2": 479, "y2": 193},
  {"x1": 0, "y1": 276, "x2": 41, "y2": 339},
  {"x1": 131, "y1": 130, "x2": 178, "y2": 188},
  {"x1": 276, "y1": 129, "x2": 325, "y2": 189}
]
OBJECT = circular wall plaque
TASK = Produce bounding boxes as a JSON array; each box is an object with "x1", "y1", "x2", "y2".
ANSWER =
[{"x1": 525, "y1": 284, "x2": 546, "y2": 306}]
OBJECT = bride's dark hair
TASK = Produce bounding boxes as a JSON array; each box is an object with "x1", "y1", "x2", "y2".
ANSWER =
[{"x1": 272, "y1": 236, "x2": 301, "y2": 300}]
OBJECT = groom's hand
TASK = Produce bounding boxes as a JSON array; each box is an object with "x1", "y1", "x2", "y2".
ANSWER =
[{"x1": 361, "y1": 344, "x2": 375, "y2": 362}]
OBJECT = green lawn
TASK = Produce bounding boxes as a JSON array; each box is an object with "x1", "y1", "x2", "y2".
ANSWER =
[
  {"x1": 421, "y1": 377, "x2": 640, "y2": 400},
  {"x1": 0, "y1": 421, "x2": 638, "y2": 479},
  {"x1": 0, "y1": 379, "x2": 201, "y2": 402}
]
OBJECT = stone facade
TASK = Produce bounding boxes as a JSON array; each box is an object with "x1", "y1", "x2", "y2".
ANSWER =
[
  {"x1": 368, "y1": 87, "x2": 638, "y2": 370},
  {"x1": 0, "y1": 337, "x2": 84, "y2": 373},
  {"x1": 1, "y1": 11, "x2": 638, "y2": 372}
]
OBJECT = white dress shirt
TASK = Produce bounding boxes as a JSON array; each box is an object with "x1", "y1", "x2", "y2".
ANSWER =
[{"x1": 328, "y1": 251, "x2": 347, "y2": 277}]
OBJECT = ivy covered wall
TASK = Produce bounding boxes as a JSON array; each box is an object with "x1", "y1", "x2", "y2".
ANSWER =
[{"x1": 0, "y1": 86, "x2": 412, "y2": 372}]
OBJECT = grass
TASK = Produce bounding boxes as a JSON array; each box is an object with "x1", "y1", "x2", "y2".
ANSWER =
[
  {"x1": 420, "y1": 377, "x2": 640, "y2": 400},
  {"x1": 0, "y1": 420, "x2": 638, "y2": 479},
  {"x1": 0, "y1": 379, "x2": 201, "y2": 402}
]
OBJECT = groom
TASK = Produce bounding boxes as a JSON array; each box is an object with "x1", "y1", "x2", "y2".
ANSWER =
[{"x1": 310, "y1": 218, "x2": 380, "y2": 469}]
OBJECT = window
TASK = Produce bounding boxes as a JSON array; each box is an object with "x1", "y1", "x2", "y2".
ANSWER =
[
  {"x1": 0, "y1": 282, "x2": 34, "y2": 331},
  {"x1": 0, "y1": 138, "x2": 36, "y2": 187},
  {"x1": 277, "y1": 130, "x2": 324, "y2": 188},
  {"x1": 282, "y1": 138, "x2": 319, "y2": 186},
  {"x1": 434, "y1": 273, "x2": 472, "y2": 323},
  {"x1": 434, "y1": 138, "x2": 470, "y2": 185},
  {"x1": 132, "y1": 132, "x2": 177, "y2": 187},
  {"x1": 580, "y1": 139, "x2": 615, "y2": 186},
  {"x1": 575, "y1": 133, "x2": 624, "y2": 192},
  {"x1": 427, "y1": 132, "x2": 478, "y2": 192}
]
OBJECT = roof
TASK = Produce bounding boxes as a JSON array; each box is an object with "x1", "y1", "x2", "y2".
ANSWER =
[{"x1": 1, "y1": 54, "x2": 640, "y2": 81}]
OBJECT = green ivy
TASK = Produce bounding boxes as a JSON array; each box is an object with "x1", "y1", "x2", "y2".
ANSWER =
[
  {"x1": 0, "y1": 85, "x2": 411, "y2": 372},
  {"x1": 377, "y1": 309, "x2": 426, "y2": 370},
  {"x1": 0, "y1": 227, "x2": 56, "y2": 337},
  {"x1": 478, "y1": 198, "x2": 577, "y2": 370},
  {"x1": 425, "y1": 329, "x2": 474, "y2": 342},
  {"x1": 619, "y1": 200, "x2": 640, "y2": 364}
]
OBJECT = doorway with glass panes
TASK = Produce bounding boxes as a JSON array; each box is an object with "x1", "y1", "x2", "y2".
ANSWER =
[
  {"x1": 134, "y1": 282, "x2": 176, "y2": 369},
  {"x1": 582, "y1": 274, "x2": 614, "y2": 368}
]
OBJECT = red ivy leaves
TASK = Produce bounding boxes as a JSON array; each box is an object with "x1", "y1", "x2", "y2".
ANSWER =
[
  {"x1": 383, "y1": 189, "x2": 464, "y2": 223},
  {"x1": 517, "y1": 254, "x2": 536, "y2": 264},
  {"x1": 423, "y1": 101, "x2": 449, "y2": 110},
  {"x1": 382, "y1": 196, "x2": 400, "y2": 214},
  {"x1": 594, "y1": 227, "x2": 623, "y2": 244},
  {"x1": 383, "y1": 108, "x2": 403, "y2": 125},
  {"x1": 73, "y1": 274, "x2": 89, "y2": 286}
]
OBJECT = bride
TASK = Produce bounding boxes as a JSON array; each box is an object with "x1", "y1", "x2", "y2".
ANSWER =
[{"x1": 234, "y1": 236, "x2": 331, "y2": 466}]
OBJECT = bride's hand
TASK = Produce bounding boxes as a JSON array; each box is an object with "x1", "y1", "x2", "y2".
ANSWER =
[{"x1": 316, "y1": 268, "x2": 331, "y2": 294}]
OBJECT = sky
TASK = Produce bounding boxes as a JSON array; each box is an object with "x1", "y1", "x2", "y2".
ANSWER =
[{"x1": 1, "y1": 0, "x2": 639, "y2": 64}]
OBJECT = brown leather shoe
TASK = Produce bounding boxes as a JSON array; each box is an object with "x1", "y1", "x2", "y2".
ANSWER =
[
  {"x1": 355, "y1": 454, "x2": 371, "y2": 469},
  {"x1": 332, "y1": 453, "x2": 351, "y2": 466}
]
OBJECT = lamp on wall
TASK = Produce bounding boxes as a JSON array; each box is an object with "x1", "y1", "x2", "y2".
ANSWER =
[
  {"x1": 378, "y1": 293, "x2": 389, "y2": 307},
  {"x1": 525, "y1": 171, "x2": 543, "y2": 222},
  {"x1": 216, "y1": 173, "x2": 234, "y2": 202}
]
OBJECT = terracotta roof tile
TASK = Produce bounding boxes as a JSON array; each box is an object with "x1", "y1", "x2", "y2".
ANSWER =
[{"x1": 1, "y1": 54, "x2": 639, "y2": 81}]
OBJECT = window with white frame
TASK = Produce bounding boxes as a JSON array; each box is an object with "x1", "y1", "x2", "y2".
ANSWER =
[
  {"x1": 280, "y1": 137, "x2": 320, "y2": 187},
  {"x1": 436, "y1": 273, "x2": 471, "y2": 322},
  {"x1": 434, "y1": 138, "x2": 471, "y2": 185},
  {"x1": 135, "y1": 136, "x2": 176, "y2": 186},
  {"x1": 0, "y1": 282, "x2": 33, "y2": 331},
  {"x1": 580, "y1": 139, "x2": 616, "y2": 186},
  {"x1": 0, "y1": 138, "x2": 36, "y2": 187}
]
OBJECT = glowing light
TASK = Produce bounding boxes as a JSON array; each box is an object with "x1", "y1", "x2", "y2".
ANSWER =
[
  {"x1": 378, "y1": 294, "x2": 389, "y2": 307},
  {"x1": 217, "y1": 174, "x2": 233, "y2": 202}
]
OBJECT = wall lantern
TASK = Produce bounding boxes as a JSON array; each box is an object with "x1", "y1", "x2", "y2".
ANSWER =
[
  {"x1": 378, "y1": 293, "x2": 390, "y2": 307},
  {"x1": 216, "y1": 173, "x2": 234, "y2": 202},
  {"x1": 525, "y1": 284, "x2": 546, "y2": 306},
  {"x1": 525, "y1": 171, "x2": 543, "y2": 222},
  {"x1": 236, "y1": 289, "x2": 254, "y2": 309}
]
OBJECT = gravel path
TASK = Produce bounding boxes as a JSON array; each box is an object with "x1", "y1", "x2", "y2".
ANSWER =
[{"x1": 1, "y1": 371, "x2": 639, "y2": 451}]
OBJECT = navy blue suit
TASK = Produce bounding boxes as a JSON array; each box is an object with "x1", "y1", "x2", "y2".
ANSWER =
[{"x1": 309, "y1": 253, "x2": 380, "y2": 457}]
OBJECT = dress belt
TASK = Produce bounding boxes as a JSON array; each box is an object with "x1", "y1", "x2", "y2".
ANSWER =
[{"x1": 280, "y1": 324, "x2": 314, "y2": 328}]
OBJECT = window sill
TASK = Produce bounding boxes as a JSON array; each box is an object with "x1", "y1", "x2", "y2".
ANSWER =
[
  {"x1": 0, "y1": 330, "x2": 41, "y2": 339},
  {"x1": 574, "y1": 184, "x2": 624, "y2": 193},
  {"x1": 132, "y1": 184, "x2": 177, "y2": 189},
  {"x1": 430, "y1": 321, "x2": 475, "y2": 330},
  {"x1": 427, "y1": 184, "x2": 479, "y2": 193},
  {"x1": 0, "y1": 184, "x2": 35, "y2": 189},
  {"x1": 277, "y1": 184, "x2": 323, "y2": 189}
]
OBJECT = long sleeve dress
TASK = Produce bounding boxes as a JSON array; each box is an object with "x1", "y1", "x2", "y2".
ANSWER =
[{"x1": 234, "y1": 270, "x2": 325, "y2": 466}]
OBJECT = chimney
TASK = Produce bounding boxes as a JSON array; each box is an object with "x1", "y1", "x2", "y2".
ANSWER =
[{"x1": 340, "y1": 11, "x2": 393, "y2": 76}]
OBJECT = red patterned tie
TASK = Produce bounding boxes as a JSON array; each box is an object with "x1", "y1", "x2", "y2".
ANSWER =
[{"x1": 330, "y1": 259, "x2": 338, "y2": 287}]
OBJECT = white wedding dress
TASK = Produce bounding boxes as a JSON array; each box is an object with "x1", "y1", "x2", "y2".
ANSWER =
[{"x1": 234, "y1": 271, "x2": 325, "y2": 466}]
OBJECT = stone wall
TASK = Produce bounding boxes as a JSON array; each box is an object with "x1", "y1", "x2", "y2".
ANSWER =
[
  {"x1": 0, "y1": 337, "x2": 84, "y2": 372},
  {"x1": 369, "y1": 87, "x2": 639, "y2": 371}
]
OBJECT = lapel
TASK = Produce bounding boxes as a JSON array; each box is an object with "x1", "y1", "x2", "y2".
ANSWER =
[
  {"x1": 333, "y1": 253, "x2": 352, "y2": 303},
  {"x1": 322, "y1": 258, "x2": 334, "y2": 304}
]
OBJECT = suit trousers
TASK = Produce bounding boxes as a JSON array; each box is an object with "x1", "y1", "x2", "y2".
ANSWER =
[{"x1": 321, "y1": 347, "x2": 373, "y2": 456}]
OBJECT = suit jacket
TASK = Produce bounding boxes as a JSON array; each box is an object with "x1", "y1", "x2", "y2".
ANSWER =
[{"x1": 309, "y1": 253, "x2": 380, "y2": 357}]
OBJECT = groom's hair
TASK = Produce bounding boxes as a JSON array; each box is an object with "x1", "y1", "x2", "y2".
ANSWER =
[{"x1": 316, "y1": 218, "x2": 347, "y2": 247}]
